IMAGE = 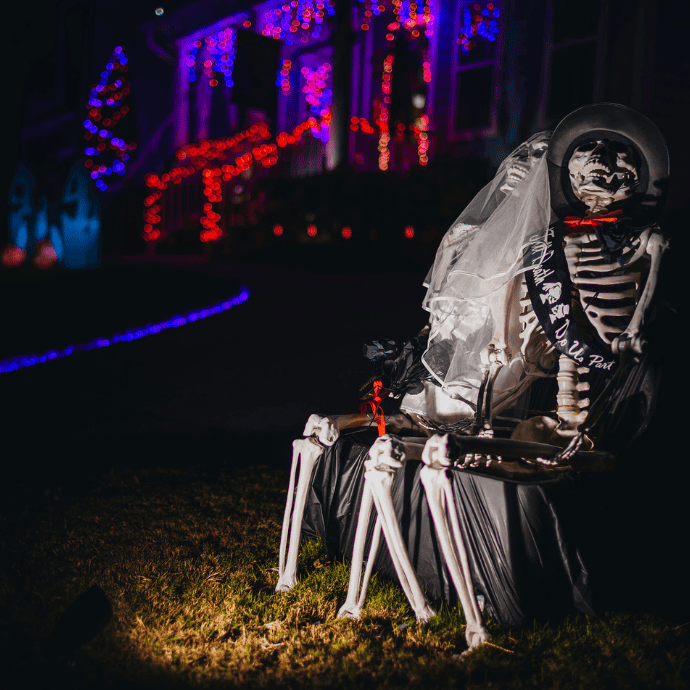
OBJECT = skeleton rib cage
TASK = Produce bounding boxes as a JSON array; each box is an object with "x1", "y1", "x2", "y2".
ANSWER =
[
  {"x1": 514, "y1": 226, "x2": 653, "y2": 430},
  {"x1": 564, "y1": 228, "x2": 652, "y2": 346}
]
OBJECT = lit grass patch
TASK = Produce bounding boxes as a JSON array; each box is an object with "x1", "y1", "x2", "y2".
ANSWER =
[{"x1": 1, "y1": 465, "x2": 688, "y2": 688}]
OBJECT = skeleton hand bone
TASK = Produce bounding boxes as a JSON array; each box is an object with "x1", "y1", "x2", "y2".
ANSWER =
[
  {"x1": 611, "y1": 330, "x2": 647, "y2": 357},
  {"x1": 480, "y1": 340, "x2": 511, "y2": 368},
  {"x1": 303, "y1": 413, "x2": 339, "y2": 446}
]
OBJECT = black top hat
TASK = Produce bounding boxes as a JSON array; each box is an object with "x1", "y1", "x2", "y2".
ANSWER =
[{"x1": 547, "y1": 103, "x2": 669, "y2": 225}]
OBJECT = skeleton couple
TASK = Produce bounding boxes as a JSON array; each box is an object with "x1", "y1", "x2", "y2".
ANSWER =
[{"x1": 277, "y1": 104, "x2": 669, "y2": 650}]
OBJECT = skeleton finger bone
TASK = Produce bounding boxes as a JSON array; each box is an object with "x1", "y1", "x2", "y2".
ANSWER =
[
  {"x1": 435, "y1": 434, "x2": 614, "y2": 470},
  {"x1": 421, "y1": 435, "x2": 490, "y2": 650},
  {"x1": 276, "y1": 437, "x2": 325, "y2": 592}
]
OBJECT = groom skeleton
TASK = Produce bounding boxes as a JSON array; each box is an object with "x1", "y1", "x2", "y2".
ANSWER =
[{"x1": 276, "y1": 103, "x2": 670, "y2": 650}]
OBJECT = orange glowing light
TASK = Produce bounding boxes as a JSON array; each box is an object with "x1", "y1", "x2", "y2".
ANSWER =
[{"x1": 1, "y1": 244, "x2": 27, "y2": 268}]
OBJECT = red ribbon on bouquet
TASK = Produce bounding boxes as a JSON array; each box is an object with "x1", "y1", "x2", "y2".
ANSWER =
[{"x1": 360, "y1": 379, "x2": 387, "y2": 436}]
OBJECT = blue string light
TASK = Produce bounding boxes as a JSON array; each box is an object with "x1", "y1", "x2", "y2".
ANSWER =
[
  {"x1": 0, "y1": 287, "x2": 250, "y2": 374},
  {"x1": 186, "y1": 28, "x2": 236, "y2": 86},
  {"x1": 460, "y1": 2, "x2": 500, "y2": 54}
]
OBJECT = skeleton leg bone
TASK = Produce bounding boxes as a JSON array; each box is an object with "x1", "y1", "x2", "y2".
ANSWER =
[
  {"x1": 421, "y1": 435, "x2": 490, "y2": 650},
  {"x1": 337, "y1": 482, "x2": 378, "y2": 619},
  {"x1": 338, "y1": 435, "x2": 434, "y2": 623},
  {"x1": 277, "y1": 413, "x2": 374, "y2": 593},
  {"x1": 276, "y1": 436, "x2": 326, "y2": 591}
]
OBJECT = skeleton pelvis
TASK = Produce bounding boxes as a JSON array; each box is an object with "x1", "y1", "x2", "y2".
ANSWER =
[{"x1": 510, "y1": 415, "x2": 594, "y2": 450}]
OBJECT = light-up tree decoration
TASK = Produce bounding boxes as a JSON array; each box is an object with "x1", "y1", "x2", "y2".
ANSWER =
[{"x1": 83, "y1": 46, "x2": 136, "y2": 191}]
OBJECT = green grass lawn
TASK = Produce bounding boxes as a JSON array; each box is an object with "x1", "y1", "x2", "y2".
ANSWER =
[{"x1": 1, "y1": 464, "x2": 687, "y2": 689}]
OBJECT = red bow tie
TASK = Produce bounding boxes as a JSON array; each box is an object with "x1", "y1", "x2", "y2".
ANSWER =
[{"x1": 563, "y1": 209, "x2": 623, "y2": 235}]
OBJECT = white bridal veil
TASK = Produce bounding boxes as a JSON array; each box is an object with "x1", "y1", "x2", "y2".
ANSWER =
[{"x1": 413, "y1": 132, "x2": 554, "y2": 410}]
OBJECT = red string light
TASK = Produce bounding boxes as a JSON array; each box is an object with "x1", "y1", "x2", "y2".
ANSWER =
[
  {"x1": 378, "y1": 53, "x2": 395, "y2": 170},
  {"x1": 413, "y1": 113, "x2": 430, "y2": 166},
  {"x1": 144, "y1": 118, "x2": 325, "y2": 243}
]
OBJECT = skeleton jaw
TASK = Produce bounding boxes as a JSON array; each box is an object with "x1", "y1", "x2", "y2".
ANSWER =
[
  {"x1": 571, "y1": 173, "x2": 638, "y2": 214},
  {"x1": 500, "y1": 163, "x2": 529, "y2": 193},
  {"x1": 499, "y1": 136, "x2": 549, "y2": 194}
]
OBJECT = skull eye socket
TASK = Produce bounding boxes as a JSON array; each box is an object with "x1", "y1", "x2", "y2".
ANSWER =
[
  {"x1": 606, "y1": 140, "x2": 631, "y2": 154},
  {"x1": 573, "y1": 139, "x2": 632, "y2": 156},
  {"x1": 574, "y1": 141, "x2": 599, "y2": 154}
]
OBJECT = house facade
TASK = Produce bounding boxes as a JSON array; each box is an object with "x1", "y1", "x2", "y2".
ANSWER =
[
  {"x1": 9, "y1": 0, "x2": 688, "y2": 258},
  {"x1": 145, "y1": 0, "x2": 672, "y2": 173}
]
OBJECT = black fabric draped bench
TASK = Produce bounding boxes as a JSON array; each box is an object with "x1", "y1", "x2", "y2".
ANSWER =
[{"x1": 301, "y1": 427, "x2": 597, "y2": 627}]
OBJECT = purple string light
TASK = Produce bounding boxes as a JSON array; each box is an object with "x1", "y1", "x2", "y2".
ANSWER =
[{"x1": 0, "y1": 287, "x2": 250, "y2": 374}]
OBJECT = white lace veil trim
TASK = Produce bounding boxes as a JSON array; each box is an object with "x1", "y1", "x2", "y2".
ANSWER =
[{"x1": 420, "y1": 132, "x2": 553, "y2": 397}]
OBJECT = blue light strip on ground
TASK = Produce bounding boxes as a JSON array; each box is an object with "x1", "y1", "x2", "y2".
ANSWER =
[{"x1": 0, "y1": 287, "x2": 250, "y2": 374}]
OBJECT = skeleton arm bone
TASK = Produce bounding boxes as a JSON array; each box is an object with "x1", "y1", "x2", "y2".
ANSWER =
[
  {"x1": 276, "y1": 437, "x2": 326, "y2": 591},
  {"x1": 611, "y1": 230, "x2": 669, "y2": 357},
  {"x1": 307, "y1": 411, "x2": 423, "y2": 440},
  {"x1": 483, "y1": 274, "x2": 522, "y2": 366},
  {"x1": 276, "y1": 413, "x2": 354, "y2": 592}
]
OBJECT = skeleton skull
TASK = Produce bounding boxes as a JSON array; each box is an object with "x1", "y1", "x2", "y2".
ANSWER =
[
  {"x1": 567, "y1": 139, "x2": 639, "y2": 214},
  {"x1": 500, "y1": 136, "x2": 550, "y2": 193}
]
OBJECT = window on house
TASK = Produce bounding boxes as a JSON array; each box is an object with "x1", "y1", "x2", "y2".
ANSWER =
[
  {"x1": 545, "y1": 0, "x2": 602, "y2": 121},
  {"x1": 450, "y1": 1, "x2": 502, "y2": 138}
]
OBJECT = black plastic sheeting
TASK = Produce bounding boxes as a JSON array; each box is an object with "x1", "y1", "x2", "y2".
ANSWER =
[{"x1": 302, "y1": 428, "x2": 596, "y2": 627}]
